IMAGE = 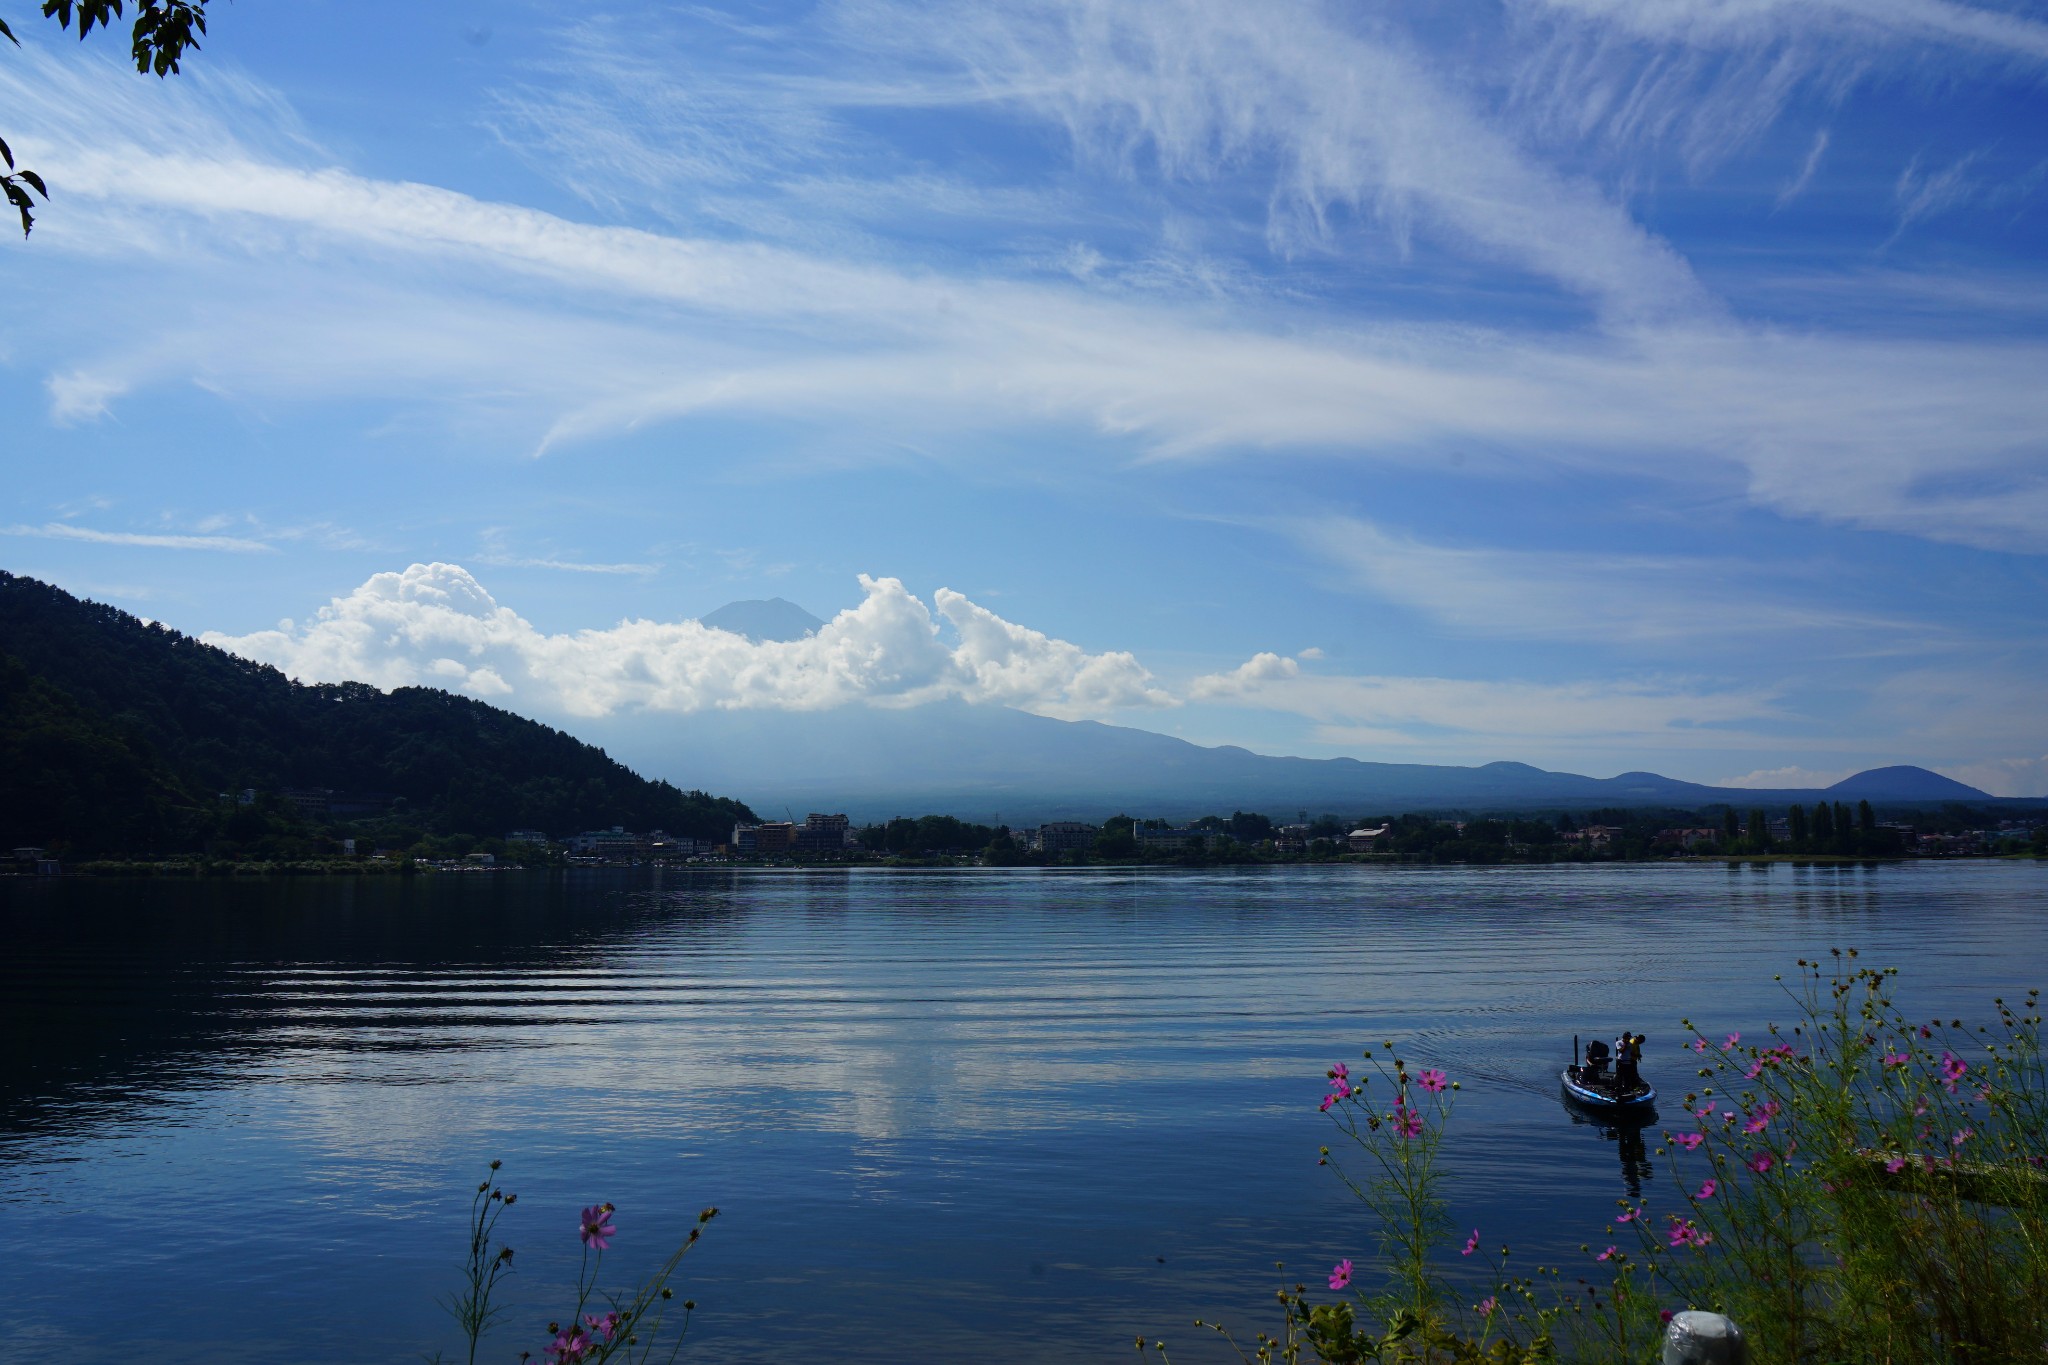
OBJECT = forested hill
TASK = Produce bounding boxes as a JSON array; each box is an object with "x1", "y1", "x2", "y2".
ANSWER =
[{"x1": 0, "y1": 572, "x2": 754, "y2": 856}]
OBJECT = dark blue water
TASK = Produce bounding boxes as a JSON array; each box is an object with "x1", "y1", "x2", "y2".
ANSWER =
[{"x1": 2, "y1": 862, "x2": 2042, "y2": 1362}]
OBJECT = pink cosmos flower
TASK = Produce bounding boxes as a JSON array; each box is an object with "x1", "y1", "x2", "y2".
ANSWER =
[
  {"x1": 1723, "y1": 1032, "x2": 1741, "y2": 1051},
  {"x1": 1919, "y1": 1025, "x2": 1932, "y2": 1039},
  {"x1": 1695, "y1": 1104, "x2": 1717, "y2": 1121},
  {"x1": 1667, "y1": 1222, "x2": 1713, "y2": 1249},
  {"x1": 1747, "y1": 1153, "x2": 1774, "y2": 1174},
  {"x1": 585, "y1": 1312, "x2": 623, "y2": 1342},
  {"x1": 1953, "y1": 1127, "x2": 1975, "y2": 1147},
  {"x1": 1696, "y1": 1180, "x2": 1718, "y2": 1200},
  {"x1": 1477, "y1": 1296, "x2": 1498, "y2": 1316},
  {"x1": 1673, "y1": 1132, "x2": 1705, "y2": 1150},
  {"x1": 1462, "y1": 1228, "x2": 1481, "y2": 1256},
  {"x1": 579, "y1": 1204, "x2": 616, "y2": 1250},
  {"x1": 1884, "y1": 1156, "x2": 1907, "y2": 1174},
  {"x1": 547, "y1": 1327, "x2": 592, "y2": 1363},
  {"x1": 1689, "y1": 1039, "x2": 1708, "y2": 1054},
  {"x1": 1330, "y1": 1062, "x2": 1349, "y2": 1083},
  {"x1": 1596, "y1": 1245, "x2": 1618, "y2": 1262},
  {"x1": 1417, "y1": 1068, "x2": 1448, "y2": 1093},
  {"x1": 1882, "y1": 1050, "x2": 1910, "y2": 1068},
  {"x1": 1615, "y1": 1207, "x2": 1638, "y2": 1224},
  {"x1": 1319, "y1": 1094, "x2": 1338, "y2": 1112},
  {"x1": 1392, "y1": 1104, "x2": 1424, "y2": 1139},
  {"x1": 1743, "y1": 1061, "x2": 1766, "y2": 1080},
  {"x1": 1940, "y1": 1052, "x2": 1968, "y2": 1092},
  {"x1": 1329, "y1": 1258, "x2": 1354, "y2": 1290}
]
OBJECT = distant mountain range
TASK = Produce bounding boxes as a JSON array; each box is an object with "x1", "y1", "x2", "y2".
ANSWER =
[
  {"x1": 0, "y1": 572, "x2": 2009, "y2": 850},
  {"x1": 585, "y1": 697, "x2": 1996, "y2": 824}
]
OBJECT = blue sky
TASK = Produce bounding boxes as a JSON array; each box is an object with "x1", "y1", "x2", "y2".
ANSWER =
[{"x1": 4, "y1": 0, "x2": 2047, "y2": 793}]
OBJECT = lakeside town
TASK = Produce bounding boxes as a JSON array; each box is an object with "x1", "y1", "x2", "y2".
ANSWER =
[{"x1": 16, "y1": 796, "x2": 2042, "y2": 875}]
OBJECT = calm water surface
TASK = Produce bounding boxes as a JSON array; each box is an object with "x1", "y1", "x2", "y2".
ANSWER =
[{"x1": 2, "y1": 862, "x2": 2043, "y2": 1361}]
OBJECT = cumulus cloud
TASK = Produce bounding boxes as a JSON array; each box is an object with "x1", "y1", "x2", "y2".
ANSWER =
[
  {"x1": 1189, "y1": 651, "x2": 1301, "y2": 698},
  {"x1": 202, "y1": 563, "x2": 1173, "y2": 720}
]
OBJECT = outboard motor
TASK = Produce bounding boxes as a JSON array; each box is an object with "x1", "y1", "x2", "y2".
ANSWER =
[{"x1": 1584, "y1": 1039, "x2": 1611, "y2": 1081}]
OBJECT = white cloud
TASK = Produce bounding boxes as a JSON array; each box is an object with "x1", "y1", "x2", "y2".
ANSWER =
[
  {"x1": 1189, "y1": 651, "x2": 1300, "y2": 699},
  {"x1": 4, "y1": 522, "x2": 275, "y2": 553},
  {"x1": 474, "y1": 554, "x2": 661, "y2": 577},
  {"x1": 6, "y1": 40, "x2": 2048, "y2": 553},
  {"x1": 1526, "y1": 0, "x2": 2048, "y2": 61},
  {"x1": 46, "y1": 370, "x2": 128, "y2": 423},
  {"x1": 203, "y1": 563, "x2": 1172, "y2": 720},
  {"x1": 1189, "y1": 653, "x2": 1780, "y2": 749},
  {"x1": 1937, "y1": 755, "x2": 2048, "y2": 800},
  {"x1": 1717, "y1": 765, "x2": 1857, "y2": 789},
  {"x1": 1286, "y1": 515, "x2": 1931, "y2": 646},
  {"x1": 919, "y1": 0, "x2": 1711, "y2": 325}
]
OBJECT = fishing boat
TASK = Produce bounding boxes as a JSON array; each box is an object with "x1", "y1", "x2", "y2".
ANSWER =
[{"x1": 1562, "y1": 1034, "x2": 1656, "y2": 1109}]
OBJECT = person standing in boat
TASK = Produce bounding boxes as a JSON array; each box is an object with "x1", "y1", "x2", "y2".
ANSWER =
[{"x1": 1615, "y1": 1032, "x2": 1644, "y2": 1091}]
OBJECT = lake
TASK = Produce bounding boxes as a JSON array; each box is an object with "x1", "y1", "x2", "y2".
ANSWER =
[{"x1": 2, "y1": 862, "x2": 2042, "y2": 1362}]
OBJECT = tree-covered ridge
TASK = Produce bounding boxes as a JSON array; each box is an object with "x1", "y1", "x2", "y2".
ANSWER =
[{"x1": 0, "y1": 571, "x2": 754, "y2": 855}]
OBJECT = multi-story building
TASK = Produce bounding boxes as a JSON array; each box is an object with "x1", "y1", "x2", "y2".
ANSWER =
[
  {"x1": 567, "y1": 826, "x2": 642, "y2": 858},
  {"x1": 794, "y1": 813, "x2": 852, "y2": 853},
  {"x1": 1035, "y1": 822, "x2": 1098, "y2": 854},
  {"x1": 732, "y1": 822, "x2": 797, "y2": 854}
]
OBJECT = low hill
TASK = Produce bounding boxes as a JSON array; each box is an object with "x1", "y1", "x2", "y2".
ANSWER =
[{"x1": 0, "y1": 572, "x2": 754, "y2": 856}]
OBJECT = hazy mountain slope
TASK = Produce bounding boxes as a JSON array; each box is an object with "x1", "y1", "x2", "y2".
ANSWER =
[
  {"x1": 697, "y1": 598, "x2": 826, "y2": 643},
  {"x1": 588, "y1": 700, "x2": 1990, "y2": 822}
]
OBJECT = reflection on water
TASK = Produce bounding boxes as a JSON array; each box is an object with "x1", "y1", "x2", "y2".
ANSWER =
[
  {"x1": 1559, "y1": 1096, "x2": 1659, "y2": 1200},
  {"x1": 1, "y1": 862, "x2": 2043, "y2": 1363}
]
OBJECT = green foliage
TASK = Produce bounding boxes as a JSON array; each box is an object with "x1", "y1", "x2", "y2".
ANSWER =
[
  {"x1": 3, "y1": 1, "x2": 209, "y2": 234},
  {"x1": 1646, "y1": 955, "x2": 2048, "y2": 1363},
  {"x1": 0, "y1": 572, "x2": 754, "y2": 855},
  {"x1": 870, "y1": 813, "x2": 1002, "y2": 854},
  {"x1": 0, "y1": 651, "x2": 194, "y2": 855},
  {"x1": 1168, "y1": 954, "x2": 2046, "y2": 1365}
]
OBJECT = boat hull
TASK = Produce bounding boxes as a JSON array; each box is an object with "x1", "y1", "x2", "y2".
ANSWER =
[{"x1": 1561, "y1": 1068, "x2": 1656, "y2": 1109}]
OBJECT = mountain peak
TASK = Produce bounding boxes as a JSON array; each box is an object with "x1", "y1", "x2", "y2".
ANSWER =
[
  {"x1": 1825, "y1": 766, "x2": 1988, "y2": 800},
  {"x1": 699, "y1": 597, "x2": 826, "y2": 644}
]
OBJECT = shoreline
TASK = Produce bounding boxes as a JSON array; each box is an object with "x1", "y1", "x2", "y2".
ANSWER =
[{"x1": 8, "y1": 851, "x2": 2042, "y2": 878}]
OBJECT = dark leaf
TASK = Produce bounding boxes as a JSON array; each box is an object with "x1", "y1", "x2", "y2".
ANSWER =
[
  {"x1": 0, "y1": 136, "x2": 12, "y2": 170},
  {"x1": 19, "y1": 170, "x2": 47, "y2": 197},
  {"x1": 0, "y1": 17, "x2": 17, "y2": 44}
]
